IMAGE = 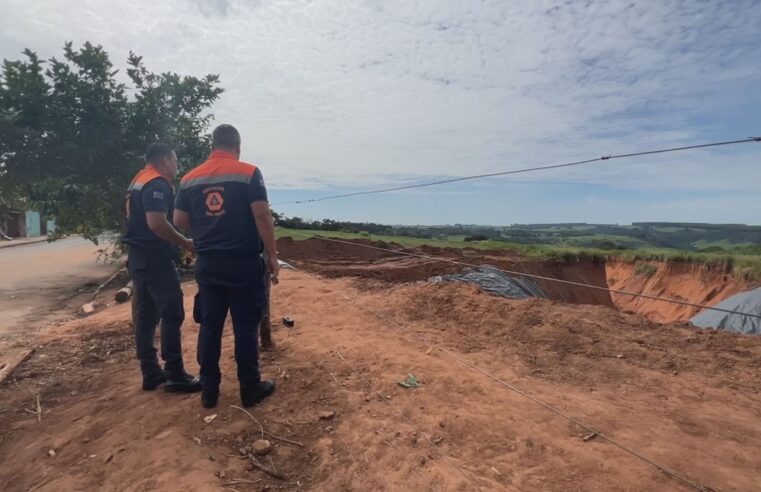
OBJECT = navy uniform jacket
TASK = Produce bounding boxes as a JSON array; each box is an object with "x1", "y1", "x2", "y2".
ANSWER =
[
  {"x1": 175, "y1": 150, "x2": 268, "y2": 289},
  {"x1": 122, "y1": 164, "x2": 178, "y2": 262}
]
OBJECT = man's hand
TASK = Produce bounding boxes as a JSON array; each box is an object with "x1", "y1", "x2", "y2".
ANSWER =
[
  {"x1": 251, "y1": 201, "x2": 279, "y2": 285},
  {"x1": 146, "y1": 211, "x2": 194, "y2": 251},
  {"x1": 268, "y1": 256, "x2": 280, "y2": 285}
]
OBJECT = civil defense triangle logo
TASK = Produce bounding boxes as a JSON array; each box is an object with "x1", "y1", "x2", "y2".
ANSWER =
[{"x1": 205, "y1": 191, "x2": 224, "y2": 213}]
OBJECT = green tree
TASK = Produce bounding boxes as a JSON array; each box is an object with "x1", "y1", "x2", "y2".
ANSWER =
[{"x1": 0, "y1": 42, "x2": 223, "y2": 242}]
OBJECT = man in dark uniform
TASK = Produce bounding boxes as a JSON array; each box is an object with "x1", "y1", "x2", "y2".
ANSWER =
[
  {"x1": 174, "y1": 125, "x2": 279, "y2": 409},
  {"x1": 123, "y1": 142, "x2": 201, "y2": 393}
]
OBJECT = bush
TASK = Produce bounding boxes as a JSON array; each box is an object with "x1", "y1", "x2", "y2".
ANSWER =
[
  {"x1": 464, "y1": 234, "x2": 489, "y2": 242},
  {"x1": 634, "y1": 263, "x2": 658, "y2": 277},
  {"x1": 698, "y1": 246, "x2": 726, "y2": 253}
]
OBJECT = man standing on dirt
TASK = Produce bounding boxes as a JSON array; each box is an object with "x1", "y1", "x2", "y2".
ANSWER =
[
  {"x1": 174, "y1": 124, "x2": 279, "y2": 409},
  {"x1": 123, "y1": 142, "x2": 202, "y2": 393}
]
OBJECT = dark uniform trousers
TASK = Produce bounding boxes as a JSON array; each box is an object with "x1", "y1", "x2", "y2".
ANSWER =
[
  {"x1": 128, "y1": 250, "x2": 185, "y2": 378},
  {"x1": 196, "y1": 253, "x2": 265, "y2": 388},
  {"x1": 197, "y1": 283, "x2": 265, "y2": 389}
]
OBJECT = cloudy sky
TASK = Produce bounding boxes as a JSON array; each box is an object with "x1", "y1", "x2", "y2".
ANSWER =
[{"x1": 1, "y1": 0, "x2": 760, "y2": 225}]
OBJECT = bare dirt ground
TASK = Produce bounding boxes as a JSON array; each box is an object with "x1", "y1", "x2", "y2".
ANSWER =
[{"x1": 2, "y1": 240, "x2": 761, "y2": 491}]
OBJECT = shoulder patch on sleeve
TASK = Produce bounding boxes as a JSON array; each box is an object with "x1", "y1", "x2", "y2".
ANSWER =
[{"x1": 153, "y1": 191, "x2": 165, "y2": 200}]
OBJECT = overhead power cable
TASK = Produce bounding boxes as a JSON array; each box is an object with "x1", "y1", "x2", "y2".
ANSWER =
[
  {"x1": 283, "y1": 231, "x2": 761, "y2": 321},
  {"x1": 272, "y1": 136, "x2": 761, "y2": 205}
]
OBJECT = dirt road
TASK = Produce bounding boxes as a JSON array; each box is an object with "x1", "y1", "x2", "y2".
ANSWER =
[{"x1": 0, "y1": 238, "x2": 115, "y2": 347}]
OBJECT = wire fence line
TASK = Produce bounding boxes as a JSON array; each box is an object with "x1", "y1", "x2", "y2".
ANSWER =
[
  {"x1": 272, "y1": 136, "x2": 761, "y2": 205},
  {"x1": 282, "y1": 230, "x2": 761, "y2": 321},
  {"x1": 297, "y1": 265, "x2": 493, "y2": 490},
  {"x1": 314, "y1": 344, "x2": 482, "y2": 490},
  {"x1": 329, "y1": 349, "x2": 488, "y2": 491},
  {"x1": 282, "y1": 258, "x2": 709, "y2": 491},
  {"x1": 268, "y1": 134, "x2": 761, "y2": 491}
]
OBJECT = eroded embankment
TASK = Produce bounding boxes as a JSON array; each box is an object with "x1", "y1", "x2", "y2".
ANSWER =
[
  {"x1": 277, "y1": 237, "x2": 755, "y2": 324},
  {"x1": 606, "y1": 260, "x2": 754, "y2": 323},
  {"x1": 277, "y1": 237, "x2": 614, "y2": 306}
]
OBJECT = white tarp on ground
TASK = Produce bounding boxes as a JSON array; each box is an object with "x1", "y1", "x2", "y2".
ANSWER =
[
  {"x1": 691, "y1": 286, "x2": 761, "y2": 335},
  {"x1": 430, "y1": 265, "x2": 547, "y2": 299}
]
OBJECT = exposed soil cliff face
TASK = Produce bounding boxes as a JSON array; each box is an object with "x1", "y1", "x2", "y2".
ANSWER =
[
  {"x1": 605, "y1": 260, "x2": 754, "y2": 323},
  {"x1": 508, "y1": 259, "x2": 614, "y2": 308},
  {"x1": 277, "y1": 237, "x2": 755, "y2": 324},
  {"x1": 277, "y1": 237, "x2": 614, "y2": 307}
]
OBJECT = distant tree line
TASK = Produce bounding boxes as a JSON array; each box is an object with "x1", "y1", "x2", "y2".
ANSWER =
[
  {"x1": 272, "y1": 212, "x2": 394, "y2": 235},
  {"x1": 274, "y1": 215, "x2": 761, "y2": 252}
]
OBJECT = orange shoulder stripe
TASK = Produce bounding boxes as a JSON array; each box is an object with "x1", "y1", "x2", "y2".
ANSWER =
[
  {"x1": 128, "y1": 165, "x2": 170, "y2": 190},
  {"x1": 180, "y1": 158, "x2": 257, "y2": 186}
]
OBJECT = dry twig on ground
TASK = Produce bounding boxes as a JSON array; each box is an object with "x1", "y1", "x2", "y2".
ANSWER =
[
  {"x1": 247, "y1": 453, "x2": 285, "y2": 480},
  {"x1": 230, "y1": 405, "x2": 304, "y2": 447},
  {"x1": 230, "y1": 405, "x2": 265, "y2": 439},
  {"x1": 23, "y1": 393, "x2": 42, "y2": 422}
]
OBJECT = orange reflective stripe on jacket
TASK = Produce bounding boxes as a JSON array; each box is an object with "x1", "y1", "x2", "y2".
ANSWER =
[
  {"x1": 125, "y1": 164, "x2": 172, "y2": 219},
  {"x1": 179, "y1": 150, "x2": 257, "y2": 190},
  {"x1": 128, "y1": 164, "x2": 172, "y2": 192}
]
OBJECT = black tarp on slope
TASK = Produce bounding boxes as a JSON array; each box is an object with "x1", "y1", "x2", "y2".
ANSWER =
[
  {"x1": 430, "y1": 265, "x2": 547, "y2": 299},
  {"x1": 690, "y1": 286, "x2": 761, "y2": 335}
]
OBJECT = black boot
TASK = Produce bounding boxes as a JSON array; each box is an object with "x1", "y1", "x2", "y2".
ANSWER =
[
  {"x1": 165, "y1": 371, "x2": 202, "y2": 393},
  {"x1": 202, "y1": 386, "x2": 220, "y2": 409},
  {"x1": 142, "y1": 370, "x2": 167, "y2": 391},
  {"x1": 240, "y1": 380, "x2": 276, "y2": 408}
]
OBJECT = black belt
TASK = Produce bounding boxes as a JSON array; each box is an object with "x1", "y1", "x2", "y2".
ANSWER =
[{"x1": 197, "y1": 249, "x2": 260, "y2": 259}]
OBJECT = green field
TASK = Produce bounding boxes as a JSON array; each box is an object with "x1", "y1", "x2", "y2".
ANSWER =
[
  {"x1": 277, "y1": 227, "x2": 761, "y2": 280},
  {"x1": 277, "y1": 227, "x2": 522, "y2": 252}
]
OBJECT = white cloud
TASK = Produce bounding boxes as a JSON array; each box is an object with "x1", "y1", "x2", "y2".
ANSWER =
[{"x1": 1, "y1": 0, "x2": 760, "y2": 204}]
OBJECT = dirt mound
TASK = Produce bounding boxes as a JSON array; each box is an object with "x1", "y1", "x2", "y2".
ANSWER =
[
  {"x1": 277, "y1": 237, "x2": 615, "y2": 307},
  {"x1": 278, "y1": 236, "x2": 399, "y2": 262},
  {"x1": 395, "y1": 282, "x2": 761, "y2": 387},
  {"x1": 279, "y1": 237, "x2": 465, "y2": 282}
]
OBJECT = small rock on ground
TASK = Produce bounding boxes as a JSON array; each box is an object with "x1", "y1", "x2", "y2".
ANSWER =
[{"x1": 253, "y1": 439, "x2": 273, "y2": 456}]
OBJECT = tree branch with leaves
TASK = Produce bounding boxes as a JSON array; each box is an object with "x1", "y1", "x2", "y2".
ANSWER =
[{"x1": 0, "y1": 42, "x2": 223, "y2": 244}]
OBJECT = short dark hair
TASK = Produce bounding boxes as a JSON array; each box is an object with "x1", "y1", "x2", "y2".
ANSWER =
[
  {"x1": 212, "y1": 124, "x2": 241, "y2": 150},
  {"x1": 145, "y1": 142, "x2": 174, "y2": 163}
]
